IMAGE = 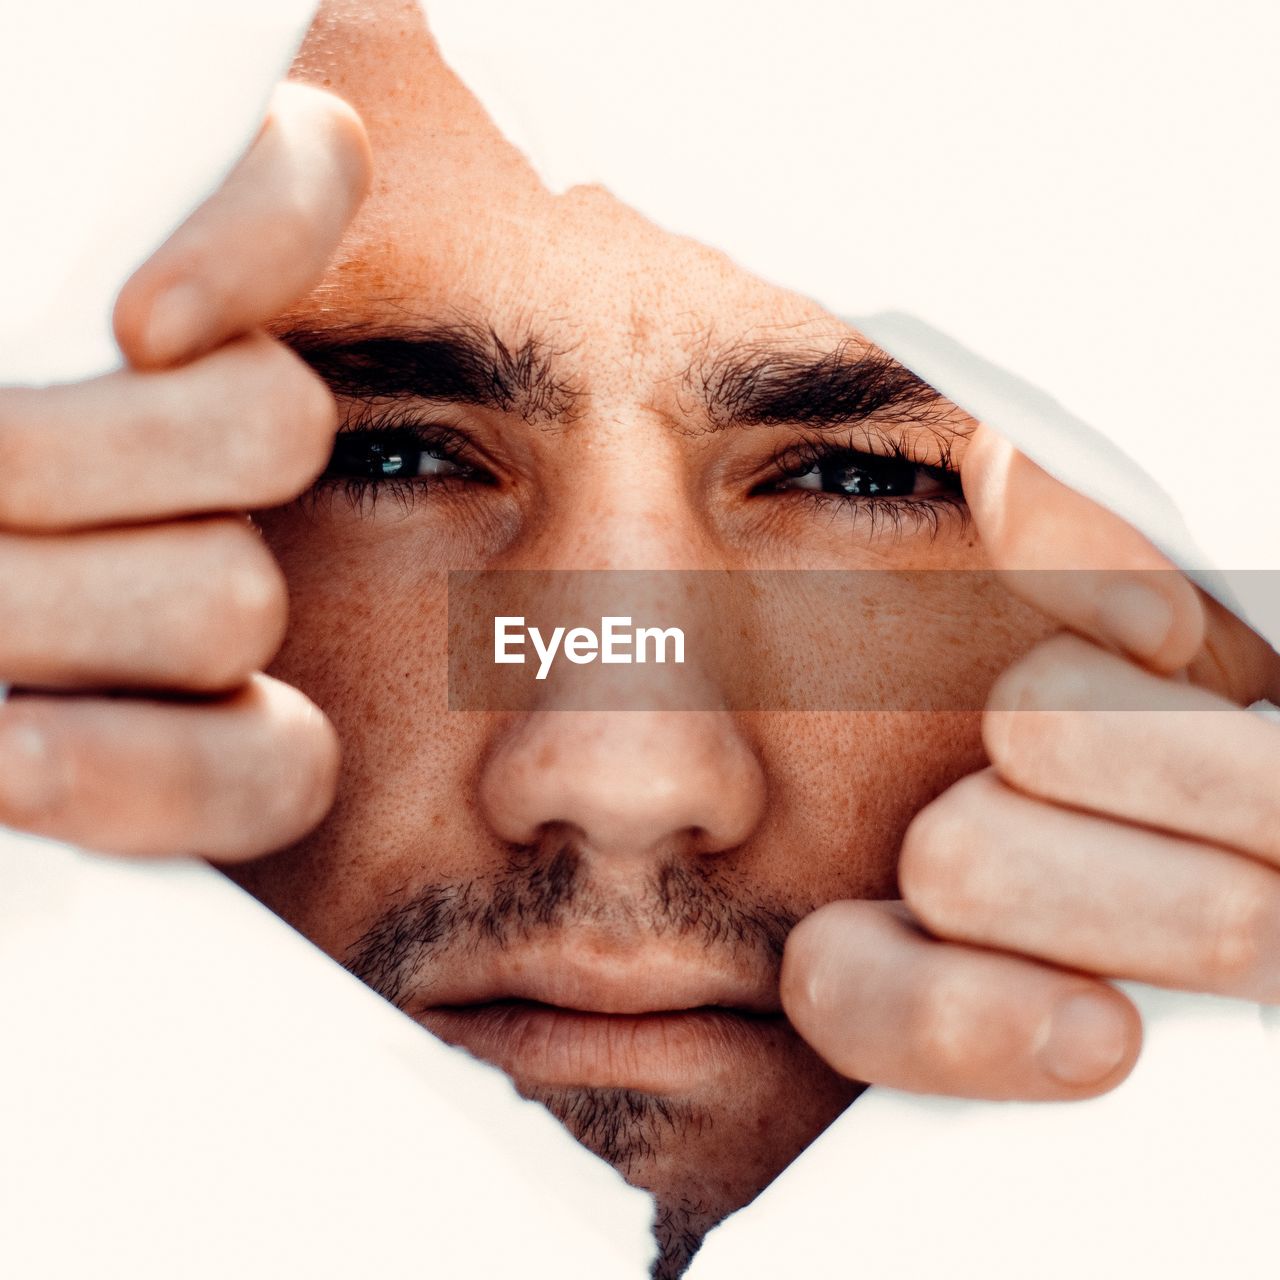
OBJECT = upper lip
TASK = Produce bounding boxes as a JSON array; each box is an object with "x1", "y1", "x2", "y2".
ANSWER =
[{"x1": 410, "y1": 941, "x2": 783, "y2": 1017}]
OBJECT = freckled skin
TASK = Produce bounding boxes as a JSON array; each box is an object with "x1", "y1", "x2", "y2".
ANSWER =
[{"x1": 225, "y1": 2, "x2": 1055, "y2": 1274}]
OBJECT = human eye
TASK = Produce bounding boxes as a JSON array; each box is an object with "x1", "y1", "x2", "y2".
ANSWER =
[
  {"x1": 752, "y1": 431, "x2": 966, "y2": 534},
  {"x1": 313, "y1": 414, "x2": 496, "y2": 513}
]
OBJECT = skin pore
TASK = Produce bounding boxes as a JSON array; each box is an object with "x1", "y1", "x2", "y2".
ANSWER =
[{"x1": 224, "y1": 3, "x2": 1054, "y2": 1275}]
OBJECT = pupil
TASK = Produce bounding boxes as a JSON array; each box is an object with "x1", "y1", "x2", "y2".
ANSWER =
[
  {"x1": 822, "y1": 454, "x2": 914, "y2": 496},
  {"x1": 368, "y1": 440, "x2": 409, "y2": 478}
]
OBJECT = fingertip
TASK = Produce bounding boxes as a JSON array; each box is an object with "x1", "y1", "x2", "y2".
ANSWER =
[
  {"x1": 312, "y1": 83, "x2": 374, "y2": 205},
  {"x1": 120, "y1": 279, "x2": 218, "y2": 371},
  {"x1": 111, "y1": 272, "x2": 154, "y2": 369},
  {"x1": 781, "y1": 901, "x2": 920, "y2": 1082},
  {"x1": 1094, "y1": 572, "x2": 1205, "y2": 673},
  {"x1": 781, "y1": 905, "x2": 865, "y2": 1080},
  {"x1": 1158, "y1": 573, "x2": 1207, "y2": 671},
  {"x1": 114, "y1": 83, "x2": 371, "y2": 372},
  {"x1": 780, "y1": 903, "x2": 841, "y2": 1026},
  {"x1": 966, "y1": 425, "x2": 1206, "y2": 672},
  {"x1": 1035, "y1": 984, "x2": 1143, "y2": 1096},
  {"x1": 270, "y1": 79, "x2": 374, "y2": 225},
  {"x1": 113, "y1": 245, "x2": 215, "y2": 371}
]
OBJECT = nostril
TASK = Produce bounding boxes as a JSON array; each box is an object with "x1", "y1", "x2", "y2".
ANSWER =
[
  {"x1": 477, "y1": 708, "x2": 767, "y2": 865},
  {"x1": 522, "y1": 819, "x2": 588, "y2": 861}
]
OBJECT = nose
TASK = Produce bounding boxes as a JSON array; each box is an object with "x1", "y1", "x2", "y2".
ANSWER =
[{"x1": 478, "y1": 709, "x2": 766, "y2": 865}]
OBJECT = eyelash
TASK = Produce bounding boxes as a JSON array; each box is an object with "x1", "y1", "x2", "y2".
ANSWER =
[
  {"x1": 753, "y1": 428, "x2": 968, "y2": 537},
  {"x1": 309, "y1": 412, "x2": 494, "y2": 515},
  {"x1": 309, "y1": 415, "x2": 968, "y2": 538}
]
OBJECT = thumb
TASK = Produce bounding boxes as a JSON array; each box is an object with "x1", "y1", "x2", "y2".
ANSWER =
[{"x1": 961, "y1": 423, "x2": 1205, "y2": 674}]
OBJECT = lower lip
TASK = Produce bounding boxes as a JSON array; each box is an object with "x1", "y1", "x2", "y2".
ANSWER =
[{"x1": 418, "y1": 1000, "x2": 789, "y2": 1092}]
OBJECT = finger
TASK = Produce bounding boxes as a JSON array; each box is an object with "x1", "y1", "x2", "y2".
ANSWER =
[
  {"x1": 962, "y1": 424, "x2": 1204, "y2": 673},
  {"x1": 985, "y1": 633, "x2": 1280, "y2": 863},
  {"x1": 0, "y1": 518, "x2": 286, "y2": 691},
  {"x1": 0, "y1": 334, "x2": 335, "y2": 530},
  {"x1": 900, "y1": 769, "x2": 1280, "y2": 1003},
  {"x1": 0, "y1": 675, "x2": 338, "y2": 859},
  {"x1": 781, "y1": 899, "x2": 1141, "y2": 1101},
  {"x1": 114, "y1": 82, "x2": 372, "y2": 369},
  {"x1": 1188, "y1": 590, "x2": 1280, "y2": 707}
]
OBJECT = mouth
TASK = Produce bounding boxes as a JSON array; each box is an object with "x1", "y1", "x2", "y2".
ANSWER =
[
  {"x1": 410, "y1": 946, "x2": 790, "y2": 1093},
  {"x1": 419, "y1": 1000, "x2": 789, "y2": 1092}
]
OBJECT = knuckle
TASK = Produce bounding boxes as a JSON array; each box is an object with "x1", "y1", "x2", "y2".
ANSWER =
[
  {"x1": 0, "y1": 414, "x2": 47, "y2": 526},
  {"x1": 266, "y1": 704, "x2": 340, "y2": 841},
  {"x1": 989, "y1": 634, "x2": 1098, "y2": 715},
  {"x1": 222, "y1": 340, "x2": 336, "y2": 497},
  {"x1": 181, "y1": 522, "x2": 287, "y2": 687},
  {"x1": 984, "y1": 642, "x2": 1100, "y2": 791},
  {"x1": 0, "y1": 708, "x2": 68, "y2": 826},
  {"x1": 908, "y1": 974, "x2": 982, "y2": 1079},
  {"x1": 899, "y1": 775, "x2": 998, "y2": 933},
  {"x1": 165, "y1": 726, "x2": 220, "y2": 840},
  {"x1": 269, "y1": 349, "x2": 338, "y2": 483},
  {"x1": 982, "y1": 702, "x2": 1067, "y2": 794},
  {"x1": 1199, "y1": 879, "x2": 1280, "y2": 994},
  {"x1": 223, "y1": 688, "x2": 339, "y2": 854}
]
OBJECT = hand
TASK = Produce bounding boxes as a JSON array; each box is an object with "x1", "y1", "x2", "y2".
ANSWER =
[
  {"x1": 781, "y1": 425, "x2": 1280, "y2": 1100},
  {"x1": 0, "y1": 83, "x2": 371, "y2": 860}
]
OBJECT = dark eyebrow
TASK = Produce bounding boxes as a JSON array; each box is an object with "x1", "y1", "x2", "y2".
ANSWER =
[
  {"x1": 279, "y1": 320, "x2": 583, "y2": 424},
  {"x1": 692, "y1": 336, "x2": 957, "y2": 432}
]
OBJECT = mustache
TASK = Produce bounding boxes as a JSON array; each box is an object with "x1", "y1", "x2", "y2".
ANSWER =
[{"x1": 343, "y1": 841, "x2": 806, "y2": 1009}]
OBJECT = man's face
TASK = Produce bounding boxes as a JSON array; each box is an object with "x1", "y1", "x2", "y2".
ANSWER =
[{"x1": 228, "y1": 1, "x2": 1049, "y2": 1270}]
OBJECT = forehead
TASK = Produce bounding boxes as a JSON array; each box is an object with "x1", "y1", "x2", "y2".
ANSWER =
[{"x1": 287, "y1": 1, "x2": 846, "y2": 383}]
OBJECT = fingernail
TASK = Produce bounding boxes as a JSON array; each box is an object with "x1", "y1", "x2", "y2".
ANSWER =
[
  {"x1": 1095, "y1": 579, "x2": 1173, "y2": 659},
  {"x1": 0, "y1": 722, "x2": 64, "y2": 820},
  {"x1": 1038, "y1": 992, "x2": 1132, "y2": 1086},
  {"x1": 143, "y1": 280, "x2": 211, "y2": 365}
]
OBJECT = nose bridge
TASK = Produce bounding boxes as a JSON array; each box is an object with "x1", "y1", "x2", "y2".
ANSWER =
[
  {"x1": 496, "y1": 561, "x2": 744, "y2": 712},
  {"x1": 481, "y1": 400, "x2": 739, "y2": 706},
  {"x1": 526, "y1": 404, "x2": 714, "y2": 573},
  {"x1": 477, "y1": 705, "x2": 767, "y2": 866},
  {"x1": 475, "y1": 392, "x2": 768, "y2": 864}
]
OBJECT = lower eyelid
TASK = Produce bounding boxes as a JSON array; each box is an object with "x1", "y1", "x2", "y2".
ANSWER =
[
  {"x1": 304, "y1": 470, "x2": 476, "y2": 517},
  {"x1": 780, "y1": 489, "x2": 970, "y2": 535}
]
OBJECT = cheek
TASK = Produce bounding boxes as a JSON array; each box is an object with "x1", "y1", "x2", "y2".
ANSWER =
[
  {"x1": 743, "y1": 711, "x2": 991, "y2": 903},
  {"x1": 233, "y1": 514, "x2": 1057, "y2": 945},
  {"x1": 228, "y1": 520, "x2": 489, "y2": 955},
  {"x1": 739, "y1": 581, "x2": 1055, "y2": 903},
  {"x1": 746, "y1": 569, "x2": 1054, "y2": 713}
]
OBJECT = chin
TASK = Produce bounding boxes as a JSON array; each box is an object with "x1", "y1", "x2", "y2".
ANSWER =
[{"x1": 510, "y1": 1050, "x2": 863, "y2": 1279}]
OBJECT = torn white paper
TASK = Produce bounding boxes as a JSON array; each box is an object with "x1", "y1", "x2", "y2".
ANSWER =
[
  {"x1": 421, "y1": 2, "x2": 1280, "y2": 1276},
  {"x1": 690, "y1": 985, "x2": 1280, "y2": 1279},
  {"x1": 1, "y1": 0, "x2": 310, "y2": 385},
  {"x1": 426, "y1": 0, "x2": 1280, "y2": 634},
  {"x1": 0, "y1": 832, "x2": 654, "y2": 1279},
  {"x1": 3, "y1": 1, "x2": 1279, "y2": 1277},
  {"x1": 0, "y1": 4, "x2": 655, "y2": 1277}
]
